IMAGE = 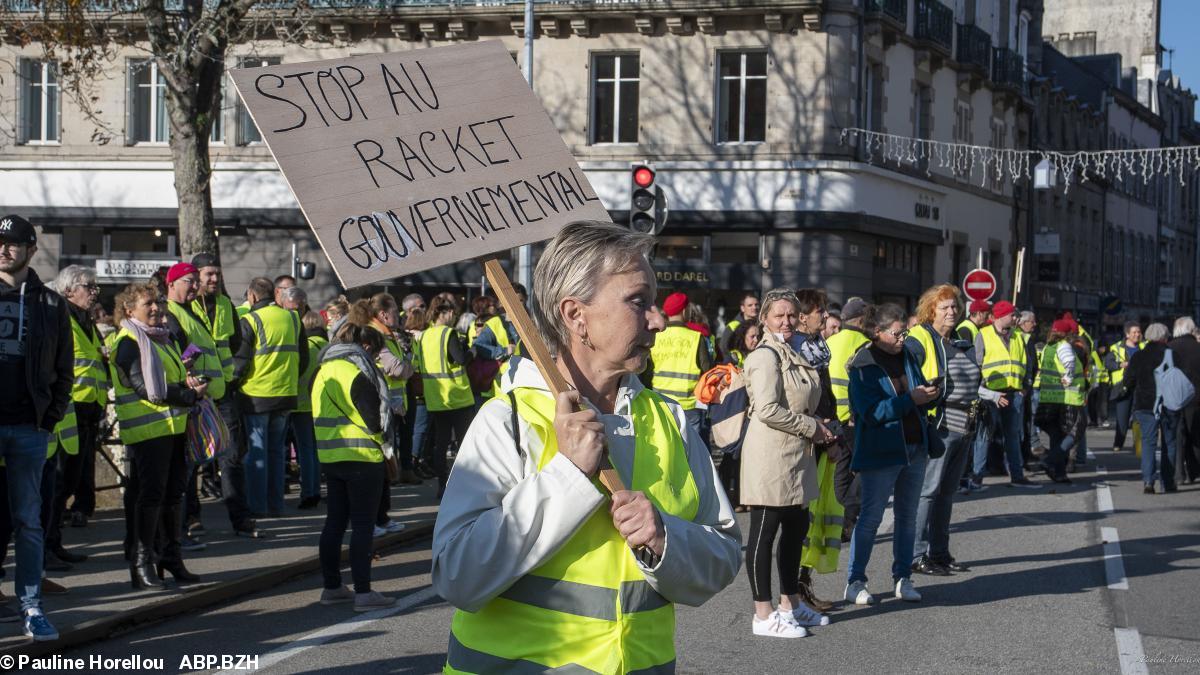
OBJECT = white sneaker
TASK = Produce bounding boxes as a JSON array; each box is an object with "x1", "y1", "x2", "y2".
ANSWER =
[
  {"x1": 319, "y1": 585, "x2": 354, "y2": 606},
  {"x1": 372, "y1": 525, "x2": 387, "y2": 538},
  {"x1": 752, "y1": 610, "x2": 808, "y2": 638},
  {"x1": 381, "y1": 519, "x2": 406, "y2": 533},
  {"x1": 895, "y1": 577, "x2": 922, "y2": 602},
  {"x1": 789, "y1": 601, "x2": 831, "y2": 627},
  {"x1": 354, "y1": 590, "x2": 397, "y2": 612},
  {"x1": 844, "y1": 580, "x2": 875, "y2": 605}
]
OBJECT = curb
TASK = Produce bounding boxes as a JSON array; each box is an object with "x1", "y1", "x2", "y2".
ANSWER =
[{"x1": 1, "y1": 521, "x2": 435, "y2": 659}]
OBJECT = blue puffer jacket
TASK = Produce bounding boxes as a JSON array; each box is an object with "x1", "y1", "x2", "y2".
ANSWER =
[{"x1": 848, "y1": 345, "x2": 933, "y2": 471}]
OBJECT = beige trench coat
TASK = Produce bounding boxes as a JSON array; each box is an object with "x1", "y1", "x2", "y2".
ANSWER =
[{"x1": 738, "y1": 331, "x2": 823, "y2": 507}]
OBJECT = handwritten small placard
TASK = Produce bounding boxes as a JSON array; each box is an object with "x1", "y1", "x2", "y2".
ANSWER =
[{"x1": 230, "y1": 40, "x2": 610, "y2": 288}]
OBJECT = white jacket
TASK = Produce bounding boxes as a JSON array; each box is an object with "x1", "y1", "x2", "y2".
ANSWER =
[{"x1": 431, "y1": 357, "x2": 742, "y2": 612}]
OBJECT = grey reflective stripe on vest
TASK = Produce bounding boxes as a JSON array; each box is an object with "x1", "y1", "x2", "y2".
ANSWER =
[
  {"x1": 982, "y1": 359, "x2": 1024, "y2": 368},
  {"x1": 198, "y1": 369, "x2": 223, "y2": 381},
  {"x1": 619, "y1": 580, "x2": 670, "y2": 614},
  {"x1": 314, "y1": 437, "x2": 378, "y2": 450},
  {"x1": 424, "y1": 372, "x2": 460, "y2": 380},
  {"x1": 216, "y1": 338, "x2": 230, "y2": 348},
  {"x1": 121, "y1": 408, "x2": 183, "y2": 430},
  {"x1": 115, "y1": 392, "x2": 142, "y2": 406},
  {"x1": 654, "y1": 371, "x2": 700, "y2": 382},
  {"x1": 655, "y1": 387, "x2": 694, "y2": 399},
  {"x1": 74, "y1": 358, "x2": 102, "y2": 369},
  {"x1": 629, "y1": 661, "x2": 676, "y2": 674},
  {"x1": 447, "y1": 634, "x2": 598, "y2": 674},
  {"x1": 74, "y1": 376, "x2": 101, "y2": 388},
  {"x1": 830, "y1": 377, "x2": 850, "y2": 386},
  {"x1": 499, "y1": 574, "x2": 617, "y2": 621},
  {"x1": 256, "y1": 344, "x2": 298, "y2": 355},
  {"x1": 58, "y1": 426, "x2": 79, "y2": 440},
  {"x1": 313, "y1": 418, "x2": 341, "y2": 428}
]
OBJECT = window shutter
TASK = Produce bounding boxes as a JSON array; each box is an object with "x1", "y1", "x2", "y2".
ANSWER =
[
  {"x1": 125, "y1": 59, "x2": 137, "y2": 145},
  {"x1": 16, "y1": 58, "x2": 30, "y2": 145}
]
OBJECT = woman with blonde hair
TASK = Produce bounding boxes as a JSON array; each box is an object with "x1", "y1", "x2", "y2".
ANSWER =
[{"x1": 740, "y1": 288, "x2": 833, "y2": 637}]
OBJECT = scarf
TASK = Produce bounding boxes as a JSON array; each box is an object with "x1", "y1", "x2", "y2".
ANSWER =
[
  {"x1": 121, "y1": 318, "x2": 172, "y2": 404},
  {"x1": 321, "y1": 342, "x2": 392, "y2": 446},
  {"x1": 789, "y1": 332, "x2": 832, "y2": 370}
]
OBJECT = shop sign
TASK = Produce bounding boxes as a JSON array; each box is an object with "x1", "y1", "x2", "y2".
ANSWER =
[
  {"x1": 95, "y1": 259, "x2": 177, "y2": 279},
  {"x1": 655, "y1": 270, "x2": 711, "y2": 287}
]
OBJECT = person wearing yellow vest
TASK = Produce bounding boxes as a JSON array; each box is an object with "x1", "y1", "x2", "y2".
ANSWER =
[
  {"x1": 111, "y1": 281, "x2": 208, "y2": 591},
  {"x1": 433, "y1": 222, "x2": 739, "y2": 670},
  {"x1": 825, "y1": 297, "x2": 872, "y2": 539},
  {"x1": 1015, "y1": 311, "x2": 1041, "y2": 467},
  {"x1": 419, "y1": 294, "x2": 475, "y2": 499},
  {"x1": 189, "y1": 253, "x2": 260, "y2": 539},
  {"x1": 47, "y1": 265, "x2": 106, "y2": 564},
  {"x1": 359, "y1": 293, "x2": 415, "y2": 531},
  {"x1": 232, "y1": 277, "x2": 307, "y2": 518},
  {"x1": 163, "y1": 262, "x2": 222, "y2": 553},
  {"x1": 714, "y1": 321, "x2": 761, "y2": 512},
  {"x1": 956, "y1": 299, "x2": 990, "y2": 342},
  {"x1": 292, "y1": 310, "x2": 329, "y2": 510},
  {"x1": 1035, "y1": 318, "x2": 1087, "y2": 484},
  {"x1": 719, "y1": 292, "x2": 759, "y2": 355},
  {"x1": 1105, "y1": 322, "x2": 1145, "y2": 453},
  {"x1": 311, "y1": 318, "x2": 398, "y2": 612},
  {"x1": 972, "y1": 301, "x2": 1040, "y2": 488},
  {"x1": 649, "y1": 292, "x2": 712, "y2": 444},
  {"x1": 472, "y1": 304, "x2": 520, "y2": 402},
  {"x1": 905, "y1": 285, "x2": 986, "y2": 576}
]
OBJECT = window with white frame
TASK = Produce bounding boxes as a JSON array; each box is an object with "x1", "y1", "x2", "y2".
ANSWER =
[
  {"x1": 716, "y1": 51, "x2": 767, "y2": 144},
  {"x1": 19, "y1": 59, "x2": 60, "y2": 144},
  {"x1": 209, "y1": 75, "x2": 224, "y2": 144},
  {"x1": 130, "y1": 60, "x2": 168, "y2": 144},
  {"x1": 235, "y1": 56, "x2": 281, "y2": 145},
  {"x1": 590, "y1": 53, "x2": 639, "y2": 144}
]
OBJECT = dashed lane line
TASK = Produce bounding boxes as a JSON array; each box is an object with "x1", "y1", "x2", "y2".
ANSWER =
[
  {"x1": 214, "y1": 585, "x2": 442, "y2": 674},
  {"x1": 1101, "y1": 526, "x2": 1129, "y2": 590},
  {"x1": 1096, "y1": 467, "x2": 1114, "y2": 514},
  {"x1": 1115, "y1": 627, "x2": 1150, "y2": 675}
]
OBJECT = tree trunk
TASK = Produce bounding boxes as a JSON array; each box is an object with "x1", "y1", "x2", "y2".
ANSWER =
[{"x1": 168, "y1": 96, "x2": 219, "y2": 259}]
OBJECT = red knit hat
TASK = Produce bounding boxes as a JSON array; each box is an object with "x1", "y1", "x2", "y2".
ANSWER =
[
  {"x1": 662, "y1": 292, "x2": 688, "y2": 317},
  {"x1": 968, "y1": 299, "x2": 991, "y2": 314},
  {"x1": 991, "y1": 301, "x2": 1015, "y2": 319},
  {"x1": 1052, "y1": 318, "x2": 1077, "y2": 334},
  {"x1": 166, "y1": 262, "x2": 198, "y2": 285}
]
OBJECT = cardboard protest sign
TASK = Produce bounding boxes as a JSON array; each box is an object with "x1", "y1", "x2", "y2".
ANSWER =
[{"x1": 230, "y1": 40, "x2": 611, "y2": 288}]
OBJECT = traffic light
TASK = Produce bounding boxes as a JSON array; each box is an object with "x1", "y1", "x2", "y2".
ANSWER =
[{"x1": 629, "y1": 163, "x2": 667, "y2": 234}]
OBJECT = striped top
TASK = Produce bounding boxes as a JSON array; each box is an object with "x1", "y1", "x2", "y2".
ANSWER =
[{"x1": 942, "y1": 338, "x2": 1001, "y2": 434}]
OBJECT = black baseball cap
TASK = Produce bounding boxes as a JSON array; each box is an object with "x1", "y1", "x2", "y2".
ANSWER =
[
  {"x1": 0, "y1": 214, "x2": 37, "y2": 245},
  {"x1": 191, "y1": 252, "x2": 221, "y2": 269}
]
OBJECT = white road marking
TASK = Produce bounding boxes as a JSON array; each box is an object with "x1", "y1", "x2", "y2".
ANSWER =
[
  {"x1": 215, "y1": 586, "x2": 442, "y2": 674},
  {"x1": 1096, "y1": 467, "x2": 1114, "y2": 514},
  {"x1": 1087, "y1": 448, "x2": 1096, "y2": 462},
  {"x1": 1114, "y1": 627, "x2": 1149, "y2": 675},
  {"x1": 1101, "y1": 526, "x2": 1129, "y2": 591}
]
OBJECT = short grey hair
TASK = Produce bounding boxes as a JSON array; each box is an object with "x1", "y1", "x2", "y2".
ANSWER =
[
  {"x1": 280, "y1": 285, "x2": 307, "y2": 307},
  {"x1": 1018, "y1": 311, "x2": 1036, "y2": 324},
  {"x1": 532, "y1": 220, "x2": 656, "y2": 355},
  {"x1": 1173, "y1": 316, "x2": 1196, "y2": 339},
  {"x1": 52, "y1": 265, "x2": 96, "y2": 295},
  {"x1": 401, "y1": 293, "x2": 425, "y2": 312},
  {"x1": 1145, "y1": 322, "x2": 1169, "y2": 342}
]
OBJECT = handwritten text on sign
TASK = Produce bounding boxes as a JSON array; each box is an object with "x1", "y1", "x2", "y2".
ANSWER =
[{"x1": 229, "y1": 41, "x2": 610, "y2": 288}]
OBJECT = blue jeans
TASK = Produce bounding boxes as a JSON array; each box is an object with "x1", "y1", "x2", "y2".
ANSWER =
[
  {"x1": 0, "y1": 424, "x2": 49, "y2": 612},
  {"x1": 289, "y1": 412, "x2": 321, "y2": 500},
  {"x1": 1135, "y1": 410, "x2": 1179, "y2": 490},
  {"x1": 409, "y1": 402, "x2": 429, "y2": 464},
  {"x1": 1112, "y1": 398, "x2": 1134, "y2": 450},
  {"x1": 914, "y1": 429, "x2": 971, "y2": 563},
  {"x1": 973, "y1": 394, "x2": 1025, "y2": 480},
  {"x1": 848, "y1": 444, "x2": 928, "y2": 585},
  {"x1": 244, "y1": 410, "x2": 289, "y2": 515}
]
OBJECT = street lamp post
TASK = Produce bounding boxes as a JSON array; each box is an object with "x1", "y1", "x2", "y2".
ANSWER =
[{"x1": 516, "y1": 0, "x2": 535, "y2": 299}]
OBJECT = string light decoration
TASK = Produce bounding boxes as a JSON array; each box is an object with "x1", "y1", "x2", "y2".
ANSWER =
[{"x1": 839, "y1": 127, "x2": 1200, "y2": 194}]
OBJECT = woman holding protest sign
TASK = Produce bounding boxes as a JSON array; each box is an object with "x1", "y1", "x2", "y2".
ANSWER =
[
  {"x1": 432, "y1": 221, "x2": 741, "y2": 674},
  {"x1": 109, "y1": 281, "x2": 208, "y2": 590}
]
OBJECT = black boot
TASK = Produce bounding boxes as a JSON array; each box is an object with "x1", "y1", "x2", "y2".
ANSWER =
[
  {"x1": 157, "y1": 505, "x2": 200, "y2": 583},
  {"x1": 131, "y1": 545, "x2": 165, "y2": 590},
  {"x1": 132, "y1": 505, "x2": 166, "y2": 590}
]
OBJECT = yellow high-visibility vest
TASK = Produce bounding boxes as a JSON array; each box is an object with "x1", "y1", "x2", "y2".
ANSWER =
[
  {"x1": 1039, "y1": 341, "x2": 1085, "y2": 406},
  {"x1": 957, "y1": 320, "x2": 981, "y2": 341},
  {"x1": 649, "y1": 325, "x2": 703, "y2": 410},
  {"x1": 109, "y1": 329, "x2": 189, "y2": 445},
  {"x1": 241, "y1": 304, "x2": 301, "y2": 400},
  {"x1": 48, "y1": 401, "x2": 79, "y2": 458},
  {"x1": 236, "y1": 301, "x2": 251, "y2": 318},
  {"x1": 908, "y1": 324, "x2": 947, "y2": 421},
  {"x1": 1109, "y1": 341, "x2": 1147, "y2": 387},
  {"x1": 295, "y1": 335, "x2": 328, "y2": 414},
  {"x1": 827, "y1": 327, "x2": 871, "y2": 423},
  {"x1": 418, "y1": 324, "x2": 474, "y2": 412},
  {"x1": 979, "y1": 325, "x2": 1026, "y2": 391},
  {"x1": 446, "y1": 386, "x2": 698, "y2": 675},
  {"x1": 167, "y1": 300, "x2": 226, "y2": 401},
  {"x1": 372, "y1": 319, "x2": 411, "y2": 414},
  {"x1": 311, "y1": 358, "x2": 384, "y2": 464},
  {"x1": 192, "y1": 293, "x2": 237, "y2": 383},
  {"x1": 69, "y1": 315, "x2": 108, "y2": 405}
]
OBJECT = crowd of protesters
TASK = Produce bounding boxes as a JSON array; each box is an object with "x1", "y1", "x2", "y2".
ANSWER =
[{"x1": 3, "y1": 210, "x2": 1200, "y2": 647}]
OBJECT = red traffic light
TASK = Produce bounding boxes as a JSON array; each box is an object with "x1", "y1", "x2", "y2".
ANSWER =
[{"x1": 632, "y1": 166, "x2": 655, "y2": 188}]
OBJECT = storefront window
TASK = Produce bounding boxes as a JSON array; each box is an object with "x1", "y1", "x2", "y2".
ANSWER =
[
  {"x1": 655, "y1": 236, "x2": 705, "y2": 261},
  {"x1": 110, "y1": 229, "x2": 174, "y2": 256},
  {"x1": 710, "y1": 232, "x2": 758, "y2": 264},
  {"x1": 61, "y1": 227, "x2": 105, "y2": 257}
]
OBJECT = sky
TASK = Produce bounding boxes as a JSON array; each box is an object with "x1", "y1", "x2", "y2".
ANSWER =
[{"x1": 1162, "y1": 0, "x2": 1200, "y2": 117}]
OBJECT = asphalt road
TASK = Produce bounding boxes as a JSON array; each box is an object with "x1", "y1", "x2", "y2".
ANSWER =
[{"x1": 51, "y1": 429, "x2": 1200, "y2": 674}]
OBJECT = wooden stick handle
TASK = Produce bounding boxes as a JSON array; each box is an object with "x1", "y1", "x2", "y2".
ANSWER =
[{"x1": 481, "y1": 256, "x2": 627, "y2": 494}]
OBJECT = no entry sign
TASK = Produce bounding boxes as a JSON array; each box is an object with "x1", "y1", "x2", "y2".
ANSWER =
[{"x1": 963, "y1": 268, "x2": 997, "y2": 302}]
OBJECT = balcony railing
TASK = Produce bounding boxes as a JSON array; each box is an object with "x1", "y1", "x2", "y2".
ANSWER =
[
  {"x1": 913, "y1": 0, "x2": 952, "y2": 51},
  {"x1": 956, "y1": 22, "x2": 990, "y2": 70},
  {"x1": 865, "y1": 0, "x2": 908, "y2": 27},
  {"x1": 992, "y1": 46, "x2": 1027, "y2": 91},
  {"x1": 3, "y1": 0, "x2": 662, "y2": 11}
]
